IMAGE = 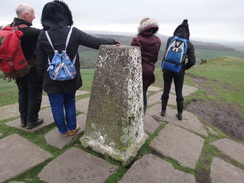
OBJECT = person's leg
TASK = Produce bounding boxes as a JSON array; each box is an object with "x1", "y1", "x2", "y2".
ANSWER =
[
  {"x1": 26, "y1": 68, "x2": 43, "y2": 123},
  {"x1": 161, "y1": 72, "x2": 173, "y2": 116},
  {"x1": 63, "y1": 91, "x2": 77, "y2": 131},
  {"x1": 16, "y1": 78, "x2": 28, "y2": 127},
  {"x1": 143, "y1": 86, "x2": 148, "y2": 114},
  {"x1": 174, "y1": 74, "x2": 184, "y2": 101},
  {"x1": 63, "y1": 91, "x2": 80, "y2": 136},
  {"x1": 48, "y1": 93, "x2": 68, "y2": 134},
  {"x1": 174, "y1": 74, "x2": 184, "y2": 120}
]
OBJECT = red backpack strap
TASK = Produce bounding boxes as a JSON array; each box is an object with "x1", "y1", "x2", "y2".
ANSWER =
[
  {"x1": 16, "y1": 24, "x2": 29, "y2": 29},
  {"x1": 6, "y1": 23, "x2": 28, "y2": 29}
]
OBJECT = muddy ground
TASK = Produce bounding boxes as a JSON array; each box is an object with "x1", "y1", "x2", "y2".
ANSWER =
[{"x1": 186, "y1": 74, "x2": 244, "y2": 142}]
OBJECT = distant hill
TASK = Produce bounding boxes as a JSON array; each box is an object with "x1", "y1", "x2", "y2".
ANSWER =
[{"x1": 78, "y1": 33, "x2": 244, "y2": 68}]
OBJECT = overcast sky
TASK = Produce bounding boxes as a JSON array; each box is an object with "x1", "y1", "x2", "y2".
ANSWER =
[{"x1": 1, "y1": 0, "x2": 244, "y2": 43}]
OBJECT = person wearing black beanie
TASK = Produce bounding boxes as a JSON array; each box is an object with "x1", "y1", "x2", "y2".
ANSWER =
[{"x1": 161, "y1": 19, "x2": 196, "y2": 120}]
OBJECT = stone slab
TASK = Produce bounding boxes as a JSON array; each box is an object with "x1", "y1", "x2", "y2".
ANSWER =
[
  {"x1": 147, "y1": 91, "x2": 162, "y2": 106},
  {"x1": 38, "y1": 147, "x2": 118, "y2": 183},
  {"x1": 167, "y1": 93, "x2": 178, "y2": 106},
  {"x1": 41, "y1": 95, "x2": 50, "y2": 108},
  {"x1": 0, "y1": 134, "x2": 52, "y2": 182},
  {"x1": 0, "y1": 103, "x2": 19, "y2": 121},
  {"x1": 170, "y1": 84, "x2": 198, "y2": 97},
  {"x1": 147, "y1": 104, "x2": 208, "y2": 136},
  {"x1": 212, "y1": 138, "x2": 244, "y2": 165},
  {"x1": 144, "y1": 114, "x2": 160, "y2": 135},
  {"x1": 151, "y1": 84, "x2": 198, "y2": 107},
  {"x1": 148, "y1": 86, "x2": 161, "y2": 92},
  {"x1": 150, "y1": 124, "x2": 205, "y2": 169},
  {"x1": 147, "y1": 91, "x2": 177, "y2": 106},
  {"x1": 211, "y1": 158, "x2": 244, "y2": 183},
  {"x1": 76, "y1": 90, "x2": 89, "y2": 96},
  {"x1": 76, "y1": 97, "x2": 90, "y2": 114},
  {"x1": 0, "y1": 95, "x2": 50, "y2": 121},
  {"x1": 45, "y1": 114, "x2": 87, "y2": 149},
  {"x1": 6, "y1": 107, "x2": 54, "y2": 132},
  {"x1": 118, "y1": 154, "x2": 195, "y2": 183}
]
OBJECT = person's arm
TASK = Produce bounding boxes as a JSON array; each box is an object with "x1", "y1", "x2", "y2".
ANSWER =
[
  {"x1": 131, "y1": 37, "x2": 139, "y2": 46},
  {"x1": 36, "y1": 41, "x2": 47, "y2": 78},
  {"x1": 185, "y1": 42, "x2": 196, "y2": 70},
  {"x1": 76, "y1": 28, "x2": 118, "y2": 49}
]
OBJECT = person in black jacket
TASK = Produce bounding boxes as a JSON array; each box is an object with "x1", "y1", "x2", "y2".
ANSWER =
[
  {"x1": 36, "y1": 0, "x2": 118, "y2": 137},
  {"x1": 10, "y1": 3, "x2": 43, "y2": 129},
  {"x1": 161, "y1": 19, "x2": 196, "y2": 120}
]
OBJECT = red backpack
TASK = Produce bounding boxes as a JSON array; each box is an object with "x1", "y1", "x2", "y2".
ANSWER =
[{"x1": 0, "y1": 25, "x2": 30, "y2": 80}]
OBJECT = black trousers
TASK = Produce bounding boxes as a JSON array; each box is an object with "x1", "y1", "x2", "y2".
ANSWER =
[
  {"x1": 162, "y1": 72, "x2": 184, "y2": 102},
  {"x1": 16, "y1": 67, "x2": 43, "y2": 123},
  {"x1": 143, "y1": 87, "x2": 148, "y2": 107}
]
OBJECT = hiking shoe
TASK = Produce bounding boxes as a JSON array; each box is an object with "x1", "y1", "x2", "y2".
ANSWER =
[
  {"x1": 161, "y1": 110, "x2": 166, "y2": 117},
  {"x1": 60, "y1": 132, "x2": 69, "y2": 137},
  {"x1": 176, "y1": 113, "x2": 182, "y2": 120},
  {"x1": 21, "y1": 120, "x2": 27, "y2": 127},
  {"x1": 27, "y1": 118, "x2": 43, "y2": 129},
  {"x1": 68, "y1": 124, "x2": 80, "y2": 136}
]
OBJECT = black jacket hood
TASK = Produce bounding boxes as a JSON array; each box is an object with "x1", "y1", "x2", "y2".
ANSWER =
[
  {"x1": 173, "y1": 19, "x2": 190, "y2": 40},
  {"x1": 41, "y1": 0, "x2": 73, "y2": 30}
]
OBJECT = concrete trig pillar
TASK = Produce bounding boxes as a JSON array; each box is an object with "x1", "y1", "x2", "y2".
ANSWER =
[{"x1": 80, "y1": 45, "x2": 148, "y2": 166}]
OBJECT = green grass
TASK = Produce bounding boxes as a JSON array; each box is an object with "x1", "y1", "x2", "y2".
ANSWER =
[
  {"x1": 79, "y1": 50, "x2": 99, "y2": 64},
  {"x1": 195, "y1": 49, "x2": 244, "y2": 61},
  {"x1": 190, "y1": 57, "x2": 244, "y2": 84},
  {"x1": 186, "y1": 57, "x2": 244, "y2": 115},
  {"x1": 0, "y1": 79, "x2": 18, "y2": 106},
  {"x1": 80, "y1": 68, "x2": 95, "y2": 91}
]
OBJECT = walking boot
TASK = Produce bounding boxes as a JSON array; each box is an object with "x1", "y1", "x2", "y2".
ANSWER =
[
  {"x1": 27, "y1": 118, "x2": 44, "y2": 129},
  {"x1": 20, "y1": 114, "x2": 27, "y2": 127},
  {"x1": 176, "y1": 100, "x2": 184, "y2": 120},
  {"x1": 144, "y1": 105, "x2": 147, "y2": 115},
  {"x1": 21, "y1": 120, "x2": 27, "y2": 128},
  {"x1": 68, "y1": 124, "x2": 80, "y2": 136},
  {"x1": 161, "y1": 98, "x2": 168, "y2": 117}
]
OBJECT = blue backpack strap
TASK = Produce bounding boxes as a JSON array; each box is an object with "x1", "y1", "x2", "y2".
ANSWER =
[
  {"x1": 175, "y1": 36, "x2": 188, "y2": 54},
  {"x1": 64, "y1": 27, "x2": 72, "y2": 51},
  {"x1": 45, "y1": 28, "x2": 77, "y2": 65},
  {"x1": 64, "y1": 27, "x2": 77, "y2": 64}
]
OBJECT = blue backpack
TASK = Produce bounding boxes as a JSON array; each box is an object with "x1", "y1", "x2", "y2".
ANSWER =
[
  {"x1": 162, "y1": 36, "x2": 188, "y2": 73},
  {"x1": 45, "y1": 28, "x2": 77, "y2": 81}
]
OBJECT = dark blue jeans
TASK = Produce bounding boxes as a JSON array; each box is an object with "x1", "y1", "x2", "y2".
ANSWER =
[
  {"x1": 162, "y1": 72, "x2": 184, "y2": 102},
  {"x1": 16, "y1": 67, "x2": 42, "y2": 123},
  {"x1": 48, "y1": 91, "x2": 77, "y2": 134}
]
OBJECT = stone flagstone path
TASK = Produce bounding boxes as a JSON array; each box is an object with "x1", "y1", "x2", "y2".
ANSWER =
[
  {"x1": 0, "y1": 86, "x2": 243, "y2": 183},
  {"x1": 0, "y1": 134, "x2": 52, "y2": 183}
]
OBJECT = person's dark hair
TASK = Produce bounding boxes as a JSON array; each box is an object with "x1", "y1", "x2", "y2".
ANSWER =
[{"x1": 41, "y1": 0, "x2": 73, "y2": 29}]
